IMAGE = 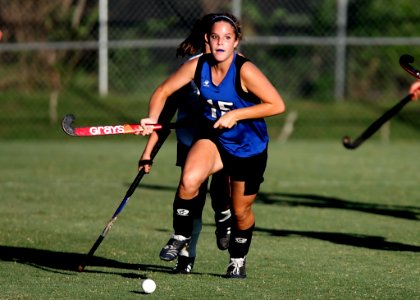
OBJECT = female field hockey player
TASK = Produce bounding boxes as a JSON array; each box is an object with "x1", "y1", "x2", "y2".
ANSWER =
[
  {"x1": 140, "y1": 13, "x2": 285, "y2": 278},
  {"x1": 139, "y1": 13, "x2": 232, "y2": 274}
]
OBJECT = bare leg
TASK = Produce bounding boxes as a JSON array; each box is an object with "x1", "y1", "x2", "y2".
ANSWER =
[
  {"x1": 179, "y1": 139, "x2": 223, "y2": 199},
  {"x1": 231, "y1": 181, "x2": 256, "y2": 230}
]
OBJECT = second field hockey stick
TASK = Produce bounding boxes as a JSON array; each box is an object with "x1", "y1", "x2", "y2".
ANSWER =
[
  {"x1": 78, "y1": 127, "x2": 171, "y2": 272},
  {"x1": 62, "y1": 114, "x2": 173, "y2": 137},
  {"x1": 400, "y1": 54, "x2": 420, "y2": 80},
  {"x1": 342, "y1": 94, "x2": 413, "y2": 149}
]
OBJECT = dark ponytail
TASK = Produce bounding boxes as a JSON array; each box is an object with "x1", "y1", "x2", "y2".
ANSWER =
[{"x1": 176, "y1": 13, "x2": 218, "y2": 57}]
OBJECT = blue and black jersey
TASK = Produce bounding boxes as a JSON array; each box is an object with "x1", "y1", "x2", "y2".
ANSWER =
[{"x1": 194, "y1": 52, "x2": 269, "y2": 158}]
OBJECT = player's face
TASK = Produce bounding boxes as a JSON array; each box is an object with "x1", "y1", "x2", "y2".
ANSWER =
[{"x1": 208, "y1": 21, "x2": 239, "y2": 62}]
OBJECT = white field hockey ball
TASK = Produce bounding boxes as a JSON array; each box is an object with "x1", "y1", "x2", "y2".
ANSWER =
[{"x1": 141, "y1": 279, "x2": 156, "y2": 294}]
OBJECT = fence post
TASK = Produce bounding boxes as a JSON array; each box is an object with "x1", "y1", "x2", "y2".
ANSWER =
[
  {"x1": 335, "y1": 0, "x2": 348, "y2": 101},
  {"x1": 232, "y1": 0, "x2": 242, "y2": 51},
  {"x1": 99, "y1": 0, "x2": 108, "y2": 96},
  {"x1": 232, "y1": 0, "x2": 242, "y2": 17}
]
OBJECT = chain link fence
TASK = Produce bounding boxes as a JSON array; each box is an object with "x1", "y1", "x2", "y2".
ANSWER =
[{"x1": 0, "y1": 0, "x2": 419, "y2": 140}]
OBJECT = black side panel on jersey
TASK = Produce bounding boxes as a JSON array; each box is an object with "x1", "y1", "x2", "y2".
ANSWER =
[
  {"x1": 234, "y1": 55, "x2": 261, "y2": 104},
  {"x1": 194, "y1": 53, "x2": 260, "y2": 104}
]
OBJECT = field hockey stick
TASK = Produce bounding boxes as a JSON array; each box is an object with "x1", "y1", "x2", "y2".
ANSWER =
[
  {"x1": 78, "y1": 127, "x2": 171, "y2": 272},
  {"x1": 342, "y1": 94, "x2": 413, "y2": 149},
  {"x1": 400, "y1": 54, "x2": 420, "y2": 80},
  {"x1": 62, "y1": 114, "x2": 176, "y2": 137}
]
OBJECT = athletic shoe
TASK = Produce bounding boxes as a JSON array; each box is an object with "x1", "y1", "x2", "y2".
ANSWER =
[
  {"x1": 225, "y1": 257, "x2": 246, "y2": 279},
  {"x1": 159, "y1": 235, "x2": 191, "y2": 261},
  {"x1": 172, "y1": 256, "x2": 195, "y2": 274}
]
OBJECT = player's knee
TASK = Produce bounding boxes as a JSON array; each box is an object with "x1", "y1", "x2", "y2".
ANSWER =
[
  {"x1": 179, "y1": 174, "x2": 203, "y2": 198},
  {"x1": 232, "y1": 205, "x2": 252, "y2": 224}
]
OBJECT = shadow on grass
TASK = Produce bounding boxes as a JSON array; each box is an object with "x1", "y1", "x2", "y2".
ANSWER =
[
  {"x1": 136, "y1": 184, "x2": 420, "y2": 251},
  {"x1": 254, "y1": 227, "x2": 420, "y2": 252},
  {"x1": 0, "y1": 245, "x2": 172, "y2": 276},
  {"x1": 138, "y1": 183, "x2": 420, "y2": 221},
  {"x1": 256, "y1": 192, "x2": 420, "y2": 221}
]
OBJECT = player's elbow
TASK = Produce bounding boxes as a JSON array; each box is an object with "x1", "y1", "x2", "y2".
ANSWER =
[
  {"x1": 272, "y1": 100, "x2": 286, "y2": 116},
  {"x1": 153, "y1": 85, "x2": 169, "y2": 99}
]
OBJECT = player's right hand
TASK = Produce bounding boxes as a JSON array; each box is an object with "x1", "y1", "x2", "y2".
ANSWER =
[
  {"x1": 409, "y1": 81, "x2": 420, "y2": 101},
  {"x1": 139, "y1": 117, "x2": 158, "y2": 136}
]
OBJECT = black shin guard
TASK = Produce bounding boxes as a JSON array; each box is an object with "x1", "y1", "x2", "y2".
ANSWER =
[
  {"x1": 229, "y1": 223, "x2": 255, "y2": 258},
  {"x1": 173, "y1": 194, "x2": 200, "y2": 238}
]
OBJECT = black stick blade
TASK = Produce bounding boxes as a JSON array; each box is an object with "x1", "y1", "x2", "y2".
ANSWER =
[
  {"x1": 77, "y1": 264, "x2": 85, "y2": 272},
  {"x1": 78, "y1": 234, "x2": 105, "y2": 272},
  {"x1": 399, "y1": 54, "x2": 420, "y2": 80},
  {"x1": 342, "y1": 136, "x2": 359, "y2": 150},
  {"x1": 62, "y1": 114, "x2": 76, "y2": 136},
  {"x1": 399, "y1": 54, "x2": 414, "y2": 66}
]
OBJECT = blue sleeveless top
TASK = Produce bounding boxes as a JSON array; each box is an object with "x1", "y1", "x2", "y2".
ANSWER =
[
  {"x1": 174, "y1": 81, "x2": 201, "y2": 147},
  {"x1": 194, "y1": 52, "x2": 269, "y2": 157},
  {"x1": 161, "y1": 54, "x2": 203, "y2": 148}
]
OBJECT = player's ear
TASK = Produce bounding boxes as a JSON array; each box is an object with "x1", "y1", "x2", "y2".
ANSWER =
[{"x1": 234, "y1": 39, "x2": 239, "y2": 49}]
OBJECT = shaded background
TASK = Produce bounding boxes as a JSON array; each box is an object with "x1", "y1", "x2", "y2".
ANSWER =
[{"x1": 0, "y1": 0, "x2": 419, "y2": 139}]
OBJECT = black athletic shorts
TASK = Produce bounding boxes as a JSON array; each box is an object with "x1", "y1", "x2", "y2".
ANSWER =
[
  {"x1": 176, "y1": 142, "x2": 190, "y2": 167},
  {"x1": 217, "y1": 144, "x2": 267, "y2": 195},
  {"x1": 178, "y1": 136, "x2": 267, "y2": 195}
]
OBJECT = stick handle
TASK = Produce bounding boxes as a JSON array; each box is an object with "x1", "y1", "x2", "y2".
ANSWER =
[
  {"x1": 342, "y1": 94, "x2": 412, "y2": 149},
  {"x1": 72, "y1": 124, "x2": 162, "y2": 136}
]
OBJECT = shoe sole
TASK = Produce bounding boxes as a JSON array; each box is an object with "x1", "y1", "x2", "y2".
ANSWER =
[
  {"x1": 224, "y1": 274, "x2": 246, "y2": 279},
  {"x1": 160, "y1": 255, "x2": 177, "y2": 261}
]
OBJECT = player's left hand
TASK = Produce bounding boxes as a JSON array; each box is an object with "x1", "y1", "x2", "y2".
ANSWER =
[{"x1": 213, "y1": 112, "x2": 238, "y2": 129}]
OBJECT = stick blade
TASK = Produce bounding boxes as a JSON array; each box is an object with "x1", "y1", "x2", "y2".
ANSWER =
[
  {"x1": 342, "y1": 136, "x2": 357, "y2": 150},
  {"x1": 399, "y1": 54, "x2": 414, "y2": 66},
  {"x1": 77, "y1": 264, "x2": 85, "y2": 272},
  {"x1": 62, "y1": 114, "x2": 76, "y2": 136}
]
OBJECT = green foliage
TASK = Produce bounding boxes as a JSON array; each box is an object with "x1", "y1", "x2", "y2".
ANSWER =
[
  {"x1": 145, "y1": 17, "x2": 179, "y2": 36},
  {"x1": 240, "y1": 0, "x2": 420, "y2": 100},
  {"x1": 44, "y1": 4, "x2": 98, "y2": 41},
  {"x1": 108, "y1": 48, "x2": 171, "y2": 94},
  {"x1": 311, "y1": 0, "x2": 336, "y2": 35},
  {"x1": 348, "y1": 0, "x2": 420, "y2": 36}
]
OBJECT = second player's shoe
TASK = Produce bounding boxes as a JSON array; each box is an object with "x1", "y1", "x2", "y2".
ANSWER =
[
  {"x1": 172, "y1": 255, "x2": 195, "y2": 274},
  {"x1": 159, "y1": 234, "x2": 191, "y2": 261}
]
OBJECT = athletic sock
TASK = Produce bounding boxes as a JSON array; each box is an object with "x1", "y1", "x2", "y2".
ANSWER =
[
  {"x1": 188, "y1": 217, "x2": 202, "y2": 257},
  {"x1": 172, "y1": 194, "x2": 200, "y2": 238},
  {"x1": 215, "y1": 209, "x2": 231, "y2": 223},
  {"x1": 229, "y1": 223, "x2": 255, "y2": 258}
]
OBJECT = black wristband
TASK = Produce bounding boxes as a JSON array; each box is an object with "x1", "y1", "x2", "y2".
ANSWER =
[{"x1": 138, "y1": 159, "x2": 153, "y2": 168}]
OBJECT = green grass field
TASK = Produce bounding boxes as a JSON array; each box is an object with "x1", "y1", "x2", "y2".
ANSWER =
[{"x1": 1, "y1": 139, "x2": 420, "y2": 299}]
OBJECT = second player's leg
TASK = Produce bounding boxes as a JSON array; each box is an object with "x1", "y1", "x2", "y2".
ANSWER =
[{"x1": 210, "y1": 171, "x2": 231, "y2": 250}]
